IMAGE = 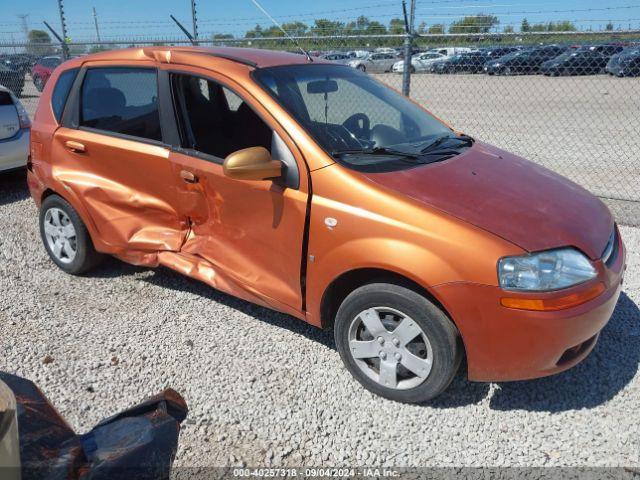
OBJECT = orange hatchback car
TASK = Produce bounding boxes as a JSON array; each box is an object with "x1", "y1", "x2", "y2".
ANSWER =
[{"x1": 28, "y1": 47, "x2": 626, "y2": 402}]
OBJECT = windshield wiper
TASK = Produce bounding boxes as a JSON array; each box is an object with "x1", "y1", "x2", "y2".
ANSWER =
[
  {"x1": 331, "y1": 146, "x2": 420, "y2": 159},
  {"x1": 419, "y1": 134, "x2": 474, "y2": 154}
]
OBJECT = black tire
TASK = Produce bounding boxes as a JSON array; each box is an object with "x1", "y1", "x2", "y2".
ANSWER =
[
  {"x1": 334, "y1": 283, "x2": 462, "y2": 403},
  {"x1": 409, "y1": 65, "x2": 415, "y2": 74},
  {"x1": 357, "y1": 65, "x2": 366, "y2": 72},
  {"x1": 39, "y1": 195, "x2": 103, "y2": 275}
]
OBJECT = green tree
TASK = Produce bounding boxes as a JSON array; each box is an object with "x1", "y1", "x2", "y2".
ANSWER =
[
  {"x1": 311, "y1": 19, "x2": 345, "y2": 36},
  {"x1": 521, "y1": 18, "x2": 530, "y2": 32},
  {"x1": 529, "y1": 20, "x2": 576, "y2": 32},
  {"x1": 417, "y1": 21, "x2": 427, "y2": 34},
  {"x1": 389, "y1": 18, "x2": 405, "y2": 35},
  {"x1": 427, "y1": 24, "x2": 445, "y2": 34},
  {"x1": 212, "y1": 33, "x2": 234, "y2": 40},
  {"x1": 366, "y1": 21, "x2": 387, "y2": 35},
  {"x1": 262, "y1": 25, "x2": 285, "y2": 37},
  {"x1": 554, "y1": 21, "x2": 577, "y2": 31},
  {"x1": 281, "y1": 22, "x2": 308, "y2": 36},
  {"x1": 503, "y1": 25, "x2": 514, "y2": 33},
  {"x1": 27, "y1": 29, "x2": 54, "y2": 56},
  {"x1": 245, "y1": 24, "x2": 263, "y2": 38},
  {"x1": 448, "y1": 14, "x2": 499, "y2": 34},
  {"x1": 606, "y1": 21, "x2": 614, "y2": 31}
]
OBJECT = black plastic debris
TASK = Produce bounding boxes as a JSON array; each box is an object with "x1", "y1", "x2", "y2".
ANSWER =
[{"x1": 0, "y1": 372, "x2": 188, "y2": 480}]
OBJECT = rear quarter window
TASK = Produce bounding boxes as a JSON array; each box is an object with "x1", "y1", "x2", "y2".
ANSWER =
[{"x1": 51, "y1": 68, "x2": 79, "y2": 122}]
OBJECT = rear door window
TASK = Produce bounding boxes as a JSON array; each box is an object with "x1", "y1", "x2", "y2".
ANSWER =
[
  {"x1": 51, "y1": 68, "x2": 78, "y2": 122},
  {"x1": 80, "y1": 67, "x2": 162, "y2": 141}
]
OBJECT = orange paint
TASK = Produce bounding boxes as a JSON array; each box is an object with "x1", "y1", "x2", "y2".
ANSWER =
[{"x1": 28, "y1": 46, "x2": 626, "y2": 382}]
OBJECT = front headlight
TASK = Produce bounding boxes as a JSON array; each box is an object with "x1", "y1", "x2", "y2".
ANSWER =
[{"x1": 498, "y1": 248, "x2": 596, "y2": 291}]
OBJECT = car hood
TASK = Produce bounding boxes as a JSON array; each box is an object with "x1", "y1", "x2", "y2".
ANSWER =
[{"x1": 362, "y1": 142, "x2": 612, "y2": 259}]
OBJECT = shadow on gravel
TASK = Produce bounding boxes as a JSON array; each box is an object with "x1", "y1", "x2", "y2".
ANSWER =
[
  {"x1": 0, "y1": 169, "x2": 29, "y2": 206},
  {"x1": 142, "y1": 266, "x2": 336, "y2": 350},
  {"x1": 490, "y1": 292, "x2": 640, "y2": 412},
  {"x1": 427, "y1": 359, "x2": 492, "y2": 408},
  {"x1": 84, "y1": 256, "x2": 149, "y2": 279}
]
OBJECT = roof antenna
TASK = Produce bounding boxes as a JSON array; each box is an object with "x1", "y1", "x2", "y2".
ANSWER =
[
  {"x1": 248, "y1": 0, "x2": 313, "y2": 62},
  {"x1": 170, "y1": 14, "x2": 197, "y2": 45}
]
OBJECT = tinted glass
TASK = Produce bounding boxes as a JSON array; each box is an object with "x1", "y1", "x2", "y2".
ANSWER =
[
  {"x1": 0, "y1": 91, "x2": 12, "y2": 106},
  {"x1": 80, "y1": 67, "x2": 161, "y2": 141},
  {"x1": 51, "y1": 68, "x2": 78, "y2": 122}
]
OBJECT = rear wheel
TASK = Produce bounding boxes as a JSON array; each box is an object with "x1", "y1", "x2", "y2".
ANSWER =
[
  {"x1": 39, "y1": 195, "x2": 103, "y2": 275},
  {"x1": 357, "y1": 65, "x2": 366, "y2": 72},
  {"x1": 334, "y1": 283, "x2": 462, "y2": 403}
]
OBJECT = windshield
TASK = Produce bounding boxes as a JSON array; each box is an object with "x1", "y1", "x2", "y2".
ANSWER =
[{"x1": 253, "y1": 64, "x2": 454, "y2": 171}]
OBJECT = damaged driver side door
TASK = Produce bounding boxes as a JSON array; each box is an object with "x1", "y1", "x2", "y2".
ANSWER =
[{"x1": 162, "y1": 69, "x2": 309, "y2": 317}]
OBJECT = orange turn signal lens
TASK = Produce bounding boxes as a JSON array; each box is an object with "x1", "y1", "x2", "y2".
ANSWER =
[{"x1": 500, "y1": 282, "x2": 606, "y2": 311}]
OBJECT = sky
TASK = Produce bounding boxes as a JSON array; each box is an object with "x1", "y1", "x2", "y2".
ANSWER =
[{"x1": 1, "y1": 0, "x2": 640, "y2": 43}]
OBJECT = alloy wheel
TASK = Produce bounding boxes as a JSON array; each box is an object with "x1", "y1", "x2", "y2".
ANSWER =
[
  {"x1": 347, "y1": 306, "x2": 433, "y2": 390},
  {"x1": 43, "y1": 208, "x2": 77, "y2": 264}
]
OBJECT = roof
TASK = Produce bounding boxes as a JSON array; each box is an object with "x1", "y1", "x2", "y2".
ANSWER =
[{"x1": 78, "y1": 46, "x2": 327, "y2": 69}]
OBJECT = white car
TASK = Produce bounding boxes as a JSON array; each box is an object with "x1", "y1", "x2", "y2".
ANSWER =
[
  {"x1": 0, "y1": 85, "x2": 30, "y2": 172},
  {"x1": 393, "y1": 52, "x2": 447, "y2": 73},
  {"x1": 348, "y1": 52, "x2": 400, "y2": 73},
  {"x1": 346, "y1": 50, "x2": 369, "y2": 59}
]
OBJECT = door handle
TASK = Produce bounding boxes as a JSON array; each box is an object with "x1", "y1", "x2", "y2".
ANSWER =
[
  {"x1": 65, "y1": 141, "x2": 86, "y2": 153},
  {"x1": 180, "y1": 170, "x2": 198, "y2": 183}
]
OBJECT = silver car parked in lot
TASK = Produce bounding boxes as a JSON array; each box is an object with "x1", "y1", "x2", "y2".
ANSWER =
[
  {"x1": 0, "y1": 86, "x2": 30, "y2": 172},
  {"x1": 392, "y1": 52, "x2": 447, "y2": 73},
  {"x1": 348, "y1": 52, "x2": 399, "y2": 73}
]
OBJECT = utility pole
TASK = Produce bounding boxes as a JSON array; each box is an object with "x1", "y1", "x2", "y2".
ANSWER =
[
  {"x1": 93, "y1": 7, "x2": 101, "y2": 43},
  {"x1": 57, "y1": 0, "x2": 70, "y2": 59},
  {"x1": 191, "y1": 0, "x2": 199, "y2": 44},
  {"x1": 17, "y1": 14, "x2": 30, "y2": 40},
  {"x1": 401, "y1": 0, "x2": 416, "y2": 97}
]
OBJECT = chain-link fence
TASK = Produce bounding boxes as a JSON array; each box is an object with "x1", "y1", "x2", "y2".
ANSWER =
[{"x1": 1, "y1": 31, "x2": 639, "y2": 223}]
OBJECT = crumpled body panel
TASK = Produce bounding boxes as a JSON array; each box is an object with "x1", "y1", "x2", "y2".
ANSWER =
[
  {"x1": 54, "y1": 168, "x2": 186, "y2": 252},
  {"x1": 0, "y1": 372, "x2": 187, "y2": 480},
  {"x1": 50, "y1": 127, "x2": 188, "y2": 255}
]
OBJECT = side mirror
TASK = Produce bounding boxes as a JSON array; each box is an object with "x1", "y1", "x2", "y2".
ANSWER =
[{"x1": 223, "y1": 147, "x2": 282, "y2": 181}]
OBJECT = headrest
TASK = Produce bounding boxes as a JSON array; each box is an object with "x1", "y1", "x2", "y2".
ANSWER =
[{"x1": 83, "y1": 87, "x2": 126, "y2": 119}]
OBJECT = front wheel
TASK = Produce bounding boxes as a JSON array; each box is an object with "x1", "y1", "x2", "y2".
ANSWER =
[
  {"x1": 357, "y1": 64, "x2": 366, "y2": 72},
  {"x1": 334, "y1": 283, "x2": 462, "y2": 403},
  {"x1": 39, "y1": 195, "x2": 104, "y2": 275}
]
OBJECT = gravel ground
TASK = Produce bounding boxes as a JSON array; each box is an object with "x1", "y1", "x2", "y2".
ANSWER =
[{"x1": 1, "y1": 169, "x2": 639, "y2": 468}]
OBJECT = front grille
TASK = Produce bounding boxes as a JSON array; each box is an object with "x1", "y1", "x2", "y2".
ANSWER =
[{"x1": 601, "y1": 227, "x2": 618, "y2": 267}]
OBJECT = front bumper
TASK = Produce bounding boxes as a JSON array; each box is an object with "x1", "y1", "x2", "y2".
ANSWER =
[
  {"x1": 433, "y1": 234, "x2": 626, "y2": 382},
  {"x1": 0, "y1": 128, "x2": 29, "y2": 172}
]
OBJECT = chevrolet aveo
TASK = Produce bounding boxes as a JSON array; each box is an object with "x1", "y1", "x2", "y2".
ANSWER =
[{"x1": 28, "y1": 47, "x2": 626, "y2": 403}]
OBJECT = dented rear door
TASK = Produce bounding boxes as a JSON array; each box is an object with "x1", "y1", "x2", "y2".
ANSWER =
[{"x1": 51, "y1": 63, "x2": 187, "y2": 255}]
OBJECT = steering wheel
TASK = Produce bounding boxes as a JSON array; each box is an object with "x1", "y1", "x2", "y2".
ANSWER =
[{"x1": 342, "y1": 113, "x2": 371, "y2": 141}]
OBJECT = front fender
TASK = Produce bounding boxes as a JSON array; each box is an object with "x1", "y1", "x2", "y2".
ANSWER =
[{"x1": 305, "y1": 236, "x2": 462, "y2": 327}]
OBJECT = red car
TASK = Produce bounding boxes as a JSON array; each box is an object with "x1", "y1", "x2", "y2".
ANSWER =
[{"x1": 31, "y1": 56, "x2": 62, "y2": 92}]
